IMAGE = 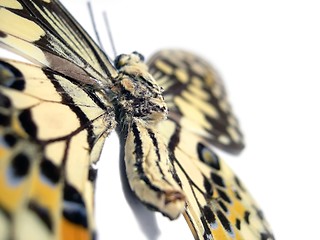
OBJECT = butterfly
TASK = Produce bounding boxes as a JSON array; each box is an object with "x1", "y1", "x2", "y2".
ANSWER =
[{"x1": 0, "y1": 0, "x2": 274, "y2": 239}]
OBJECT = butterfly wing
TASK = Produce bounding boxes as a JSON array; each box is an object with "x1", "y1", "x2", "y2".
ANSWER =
[
  {"x1": 0, "y1": 1, "x2": 117, "y2": 239},
  {"x1": 148, "y1": 49, "x2": 244, "y2": 154},
  {"x1": 0, "y1": 0, "x2": 118, "y2": 85},
  {"x1": 0, "y1": 59, "x2": 114, "y2": 240},
  {"x1": 148, "y1": 50, "x2": 274, "y2": 239}
]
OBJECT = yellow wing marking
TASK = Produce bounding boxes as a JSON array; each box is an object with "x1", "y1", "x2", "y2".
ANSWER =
[
  {"x1": 60, "y1": 218, "x2": 90, "y2": 240},
  {"x1": 0, "y1": 59, "x2": 115, "y2": 239},
  {"x1": 159, "y1": 119, "x2": 273, "y2": 239}
]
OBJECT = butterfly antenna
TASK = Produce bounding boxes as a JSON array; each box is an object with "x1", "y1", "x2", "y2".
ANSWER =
[
  {"x1": 103, "y1": 11, "x2": 117, "y2": 58},
  {"x1": 87, "y1": 1, "x2": 105, "y2": 52}
]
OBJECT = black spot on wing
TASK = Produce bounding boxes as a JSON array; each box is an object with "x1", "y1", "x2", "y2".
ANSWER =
[
  {"x1": 235, "y1": 218, "x2": 241, "y2": 230},
  {"x1": 28, "y1": 201, "x2": 53, "y2": 231},
  {"x1": 4, "y1": 133, "x2": 18, "y2": 147},
  {"x1": 0, "y1": 112, "x2": 10, "y2": 126},
  {"x1": 11, "y1": 153, "x2": 31, "y2": 178},
  {"x1": 210, "y1": 172, "x2": 225, "y2": 188},
  {"x1": 217, "y1": 210, "x2": 234, "y2": 236},
  {"x1": 217, "y1": 189, "x2": 231, "y2": 204},
  {"x1": 40, "y1": 158, "x2": 61, "y2": 185},
  {"x1": 203, "y1": 175, "x2": 213, "y2": 196},
  {"x1": 218, "y1": 200, "x2": 228, "y2": 214},
  {"x1": 18, "y1": 109, "x2": 38, "y2": 138},
  {"x1": 0, "y1": 92, "x2": 12, "y2": 108},
  {"x1": 197, "y1": 142, "x2": 220, "y2": 170},
  {"x1": 0, "y1": 60, "x2": 25, "y2": 90},
  {"x1": 63, "y1": 183, "x2": 88, "y2": 228},
  {"x1": 244, "y1": 210, "x2": 250, "y2": 224},
  {"x1": 201, "y1": 215, "x2": 214, "y2": 240},
  {"x1": 203, "y1": 205, "x2": 216, "y2": 226}
]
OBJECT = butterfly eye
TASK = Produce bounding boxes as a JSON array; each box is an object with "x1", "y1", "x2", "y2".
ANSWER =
[
  {"x1": 114, "y1": 54, "x2": 125, "y2": 69},
  {"x1": 132, "y1": 51, "x2": 145, "y2": 62}
]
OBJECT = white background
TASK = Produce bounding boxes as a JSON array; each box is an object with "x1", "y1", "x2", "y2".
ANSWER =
[{"x1": 2, "y1": 1, "x2": 320, "y2": 239}]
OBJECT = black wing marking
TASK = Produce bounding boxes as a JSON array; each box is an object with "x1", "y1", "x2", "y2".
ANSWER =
[
  {"x1": 0, "y1": 0, "x2": 118, "y2": 86},
  {"x1": 148, "y1": 49, "x2": 244, "y2": 154},
  {"x1": 0, "y1": 59, "x2": 115, "y2": 239}
]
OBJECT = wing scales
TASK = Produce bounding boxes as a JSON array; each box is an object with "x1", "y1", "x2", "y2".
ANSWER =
[
  {"x1": 148, "y1": 49, "x2": 244, "y2": 154},
  {"x1": 150, "y1": 50, "x2": 274, "y2": 239},
  {"x1": 0, "y1": 0, "x2": 118, "y2": 86},
  {"x1": 0, "y1": 59, "x2": 115, "y2": 239},
  {"x1": 157, "y1": 119, "x2": 273, "y2": 239}
]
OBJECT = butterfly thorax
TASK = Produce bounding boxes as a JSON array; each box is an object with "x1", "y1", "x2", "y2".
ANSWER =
[{"x1": 111, "y1": 52, "x2": 168, "y2": 124}]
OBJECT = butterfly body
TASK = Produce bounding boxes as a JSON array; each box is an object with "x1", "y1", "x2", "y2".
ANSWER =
[
  {"x1": 0, "y1": 1, "x2": 274, "y2": 239},
  {"x1": 110, "y1": 52, "x2": 187, "y2": 220}
]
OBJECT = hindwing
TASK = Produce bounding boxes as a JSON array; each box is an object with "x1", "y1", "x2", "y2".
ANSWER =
[{"x1": 148, "y1": 50, "x2": 244, "y2": 153}]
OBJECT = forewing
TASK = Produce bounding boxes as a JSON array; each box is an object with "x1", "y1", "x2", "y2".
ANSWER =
[
  {"x1": 0, "y1": 59, "x2": 115, "y2": 239},
  {"x1": 0, "y1": 0, "x2": 118, "y2": 85},
  {"x1": 148, "y1": 49, "x2": 244, "y2": 153}
]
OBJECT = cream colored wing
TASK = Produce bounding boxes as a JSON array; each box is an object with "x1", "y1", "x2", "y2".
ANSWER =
[
  {"x1": 0, "y1": 59, "x2": 115, "y2": 240},
  {"x1": 148, "y1": 49, "x2": 244, "y2": 154},
  {"x1": 148, "y1": 50, "x2": 274, "y2": 239},
  {"x1": 0, "y1": 0, "x2": 118, "y2": 86}
]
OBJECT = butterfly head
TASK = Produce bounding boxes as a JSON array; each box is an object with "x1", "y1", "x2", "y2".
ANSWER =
[
  {"x1": 114, "y1": 51, "x2": 144, "y2": 68},
  {"x1": 112, "y1": 52, "x2": 167, "y2": 123}
]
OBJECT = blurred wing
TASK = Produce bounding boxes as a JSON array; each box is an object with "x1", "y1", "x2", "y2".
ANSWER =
[
  {"x1": 0, "y1": 0, "x2": 118, "y2": 85},
  {"x1": 148, "y1": 49, "x2": 244, "y2": 154},
  {"x1": 0, "y1": 59, "x2": 115, "y2": 240},
  {"x1": 148, "y1": 50, "x2": 274, "y2": 239}
]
